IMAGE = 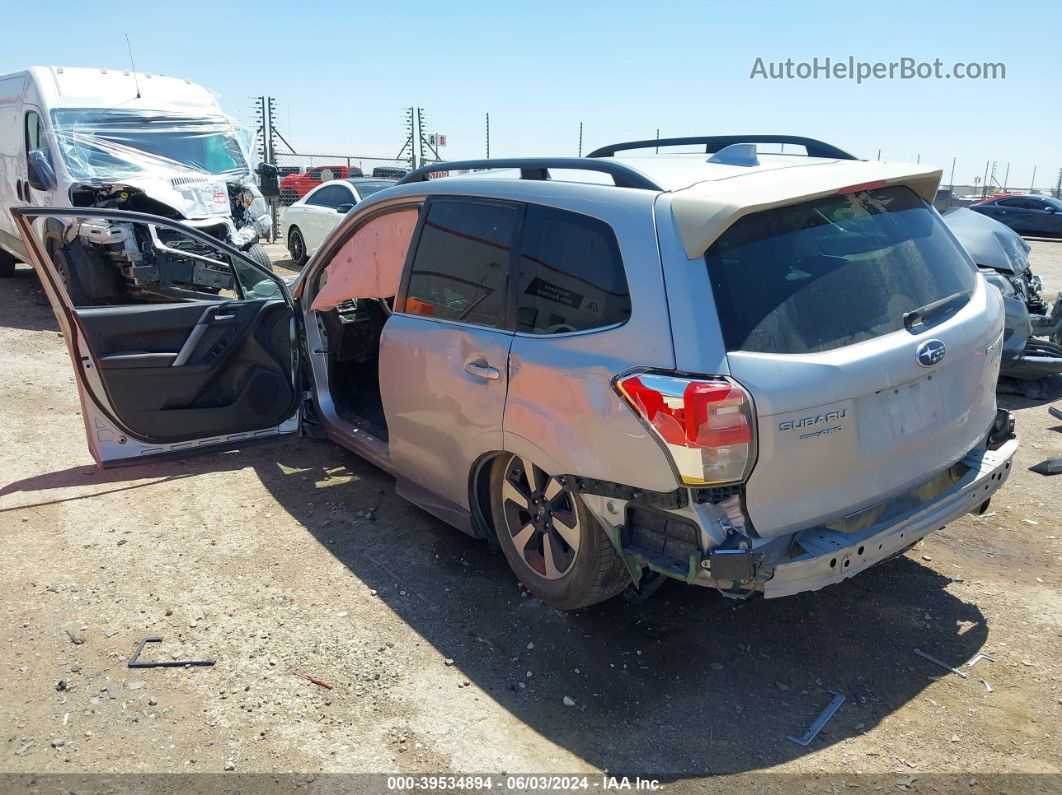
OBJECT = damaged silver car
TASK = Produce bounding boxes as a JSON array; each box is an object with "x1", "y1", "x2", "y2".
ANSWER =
[
  {"x1": 943, "y1": 207, "x2": 1062, "y2": 380},
  {"x1": 12, "y1": 134, "x2": 1020, "y2": 609}
]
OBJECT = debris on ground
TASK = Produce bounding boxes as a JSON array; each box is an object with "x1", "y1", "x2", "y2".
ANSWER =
[
  {"x1": 291, "y1": 669, "x2": 333, "y2": 690},
  {"x1": 127, "y1": 636, "x2": 215, "y2": 668},
  {"x1": 786, "y1": 691, "x2": 845, "y2": 746},
  {"x1": 913, "y1": 648, "x2": 968, "y2": 679},
  {"x1": 563, "y1": 696, "x2": 576, "y2": 707},
  {"x1": 1030, "y1": 458, "x2": 1062, "y2": 475}
]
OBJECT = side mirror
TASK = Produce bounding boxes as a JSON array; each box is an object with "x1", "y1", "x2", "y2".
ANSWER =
[
  {"x1": 336, "y1": 203, "x2": 354, "y2": 214},
  {"x1": 27, "y1": 149, "x2": 56, "y2": 192},
  {"x1": 257, "y1": 163, "x2": 279, "y2": 198}
]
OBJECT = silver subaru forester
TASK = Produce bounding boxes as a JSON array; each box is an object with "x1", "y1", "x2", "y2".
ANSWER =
[{"x1": 15, "y1": 134, "x2": 1017, "y2": 609}]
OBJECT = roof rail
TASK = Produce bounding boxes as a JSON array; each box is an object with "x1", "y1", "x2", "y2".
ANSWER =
[
  {"x1": 395, "y1": 158, "x2": 662, "y2": 190},
  {"x1": 587, "y1": 135, "x2": 858, "y2": 161}
]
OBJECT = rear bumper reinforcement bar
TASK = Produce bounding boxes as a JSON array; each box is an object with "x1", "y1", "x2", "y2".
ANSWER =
[{"x1": 763, "y1": 438, "x2": 1018, "y2": 598}]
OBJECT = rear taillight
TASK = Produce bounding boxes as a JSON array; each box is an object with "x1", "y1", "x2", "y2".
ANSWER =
[{"x1": 615, "y1": 370, "x2": 755, "y2": 485}]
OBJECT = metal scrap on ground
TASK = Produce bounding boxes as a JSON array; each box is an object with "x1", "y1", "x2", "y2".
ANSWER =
[
  {"x1": 786, "y1": 691, "x2": 846, "y2": 746},
  {"x1": 127, "y1": 636, "x2": 216, "y2": 668}
]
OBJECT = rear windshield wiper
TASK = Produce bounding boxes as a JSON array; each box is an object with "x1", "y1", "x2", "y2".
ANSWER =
[{"x1": 903, "y1": 290, "x2": 972, "y2": 332}]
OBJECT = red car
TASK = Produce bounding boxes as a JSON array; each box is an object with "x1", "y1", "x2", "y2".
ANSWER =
[{"x1": 280, "y1": 165, "x2": 363, "y2": 203}]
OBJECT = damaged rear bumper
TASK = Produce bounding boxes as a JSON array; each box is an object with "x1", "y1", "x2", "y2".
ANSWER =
[{"x1": 761, "y1": 437, "x2": 1018, "y2": 598}]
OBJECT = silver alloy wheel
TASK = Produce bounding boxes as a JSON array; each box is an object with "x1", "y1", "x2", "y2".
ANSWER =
[
  {"x1": 501, "y1": 456, "x2": 581, "y2": 580},
  {"x1": 289, "y1": 229, "x2": 305, "y2": 263}
]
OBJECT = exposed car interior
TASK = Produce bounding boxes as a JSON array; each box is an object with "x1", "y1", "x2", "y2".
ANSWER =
[
  {"x1": 316, "y1": 296, "x2": 390, "y2": 437},
  {"x1": 39, "y1": 216, "x2": 297, "y2": 443},
  {"x1": 304, "y1": 206, "x2": 421, "y2": 442}
]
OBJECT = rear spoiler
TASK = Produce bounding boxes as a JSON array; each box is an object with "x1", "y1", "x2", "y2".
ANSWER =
[{"x1": 669, "y1": 163, "x2": 943, "y2": 260}]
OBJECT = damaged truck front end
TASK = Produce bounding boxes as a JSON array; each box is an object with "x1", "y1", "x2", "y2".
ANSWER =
[{"x1": 45, "y1": 109, "x2": 272, "y2": 300}]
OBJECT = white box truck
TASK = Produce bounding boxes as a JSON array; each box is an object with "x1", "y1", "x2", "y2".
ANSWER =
[{"x1": 0, "y1": 66, "x2": 273, "y2": 289}]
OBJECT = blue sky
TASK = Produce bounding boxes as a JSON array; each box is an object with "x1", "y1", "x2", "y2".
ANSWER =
[{"x1": 3, "y1": 0, "x2": 1059, "y2": 189}]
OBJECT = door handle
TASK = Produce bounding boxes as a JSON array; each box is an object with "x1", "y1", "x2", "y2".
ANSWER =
[
  {"x1": 464, "y1": 362, "x2": 500, "y2": 381},
  {"x1": 212, "y1": 313, "x2": 237, "y2": 321}
]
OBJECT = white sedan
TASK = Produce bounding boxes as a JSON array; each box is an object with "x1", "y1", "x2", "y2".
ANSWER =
[{"x1": 283, "y1": 178, "x2": 397, "y2": 266}]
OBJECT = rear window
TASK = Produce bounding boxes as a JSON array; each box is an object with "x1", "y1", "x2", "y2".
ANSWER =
[{"x1": 704, "y1": 185, "x2": 977, "y2": 354}]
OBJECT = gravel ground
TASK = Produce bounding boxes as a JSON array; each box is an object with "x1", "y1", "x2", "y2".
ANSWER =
[{"x1": 0, "y1": 238, "x2": 1059, "y2": 788}]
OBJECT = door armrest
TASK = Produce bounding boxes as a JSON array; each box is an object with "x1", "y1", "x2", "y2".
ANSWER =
[{"x1": 100, "y1": 352, "x2": 178, "y2": 370}]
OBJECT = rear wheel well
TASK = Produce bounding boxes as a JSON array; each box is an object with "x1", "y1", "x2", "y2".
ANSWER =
[{"x1": 469, "y1": 451, "x2": 506, "y2": 551}]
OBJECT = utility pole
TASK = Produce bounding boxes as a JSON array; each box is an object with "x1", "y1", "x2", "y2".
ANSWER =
[
  {"x1": 1055, "y1": 167, "x2": 1062, "y2": 199},
  {"x1": 485, "y1": 112, "x2": 490, "y2": 158},
  {"x1": 655, "y1": 128, "x2": 660, "y2": 154},
  {"x1": 578, "y1": 122, "x2": 583, "y2": 157},
  {"x1": 253, "y1": 96, "x2": 295, "y2": 238},
  {"x1": 1030, "y1": 165, "x2": 1037, "y2": 193},
  {"x1": 1002, "y1": 162, "x2": 1010, "y2": 192},
  {"x1": 397, "y1": 107, "x2": 416, "y2": 169},
  {"x1": 981, "y1": 161, "x2": 991, "y2": 198},
  {"x1": 948, "y1": 157, "x2": 957, "y2": 208},
  {"x1": 876, "y1": 148, "x2": 881, "y2": 161}
]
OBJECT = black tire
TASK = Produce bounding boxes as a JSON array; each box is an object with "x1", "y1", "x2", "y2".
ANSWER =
[
  {"x1": 49, "y1": 242, "x2": 90, "y2": 306},
  {"x1": 244, "y1": 242, "x2": 274, "y2": 273},
  {"x1": 287, "y1": 227, "x2": 308, "y2": 267},
  {"x1": 490, "y1": 454, "x2": 630, "y2": 609},
  {"x1": 0, "y1": 248, "x2": 16, "y2": 277}
]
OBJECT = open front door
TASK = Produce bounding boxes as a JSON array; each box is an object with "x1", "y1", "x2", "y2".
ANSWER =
[{"x1": 13, "y1": 207, "x2": 300, "y2": 467}]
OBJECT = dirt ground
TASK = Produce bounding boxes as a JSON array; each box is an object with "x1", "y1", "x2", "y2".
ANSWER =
[{"x1": 1, "y1": 237, "x2": 1060, "y2": 790}]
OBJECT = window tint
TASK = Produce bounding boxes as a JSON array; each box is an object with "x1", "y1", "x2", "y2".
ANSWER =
[
  {"x1": 306, "y1": 185, "x2": 352, "y2": 208},
  {"x1": 998, "y1": 197, "x2": 1030, "y2": 208},
  {"x1": 705, "y1": 186, "x2": 977, "y2": 354},
  {"x1": 515, "y1": 205, "x2": 630, "y2": 334},
  {"x1": 404, "y1": 200, "x2": 515, "y2": 327}
]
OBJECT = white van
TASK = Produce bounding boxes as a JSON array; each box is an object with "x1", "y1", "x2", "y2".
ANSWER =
[{"x1": 0, "y1": 66, "x2": 272, "y2": 288}]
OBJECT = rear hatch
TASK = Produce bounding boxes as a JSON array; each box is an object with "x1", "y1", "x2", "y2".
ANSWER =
[{"x1": 703, "y1": 185, "x2": 1002, "y2": 538}]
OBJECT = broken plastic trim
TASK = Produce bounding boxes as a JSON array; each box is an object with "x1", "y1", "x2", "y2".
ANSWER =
[{"x1": 560, "y1": 474, "x2": 746, "y2": 509}]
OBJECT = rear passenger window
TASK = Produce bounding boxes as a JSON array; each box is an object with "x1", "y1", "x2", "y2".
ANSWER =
[
  {"x1": 515, "y1": 205, "x2": 630, "y2": 334},
  {"x1": 404, "y1": 200, "x2": 515, "y2": 328}
]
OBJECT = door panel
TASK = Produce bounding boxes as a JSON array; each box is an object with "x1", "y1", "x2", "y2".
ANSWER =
[
  {"x1": 379, "y1": 314, "x2": 511, "y2": 511},
  {"x1": 77, "y1": 299, "x2": 294, "y2": 441},
  {"x1": 13, "y1": 206, "x2": 300, "y2": 466},
  {"x1": 378, "y1": 196, "x2": 521, "y2": 515}
]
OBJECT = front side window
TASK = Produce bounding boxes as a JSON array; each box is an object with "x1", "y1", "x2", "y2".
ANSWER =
[
  {"x1": 515, "y1": 205, "x2": 630, "y2": 334},
  {"x1": 705, "y1": 185, "x2": 977, "y2": 354},
  {"x1": 28, "y1": 215, "x2": 273, "y2": 308},
  {"x1": 403, "y1": 200, "x2": 515, "y2": 328},
  {"x1": 25, "y1": 110, "x2": 45, "y2": 150}
]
